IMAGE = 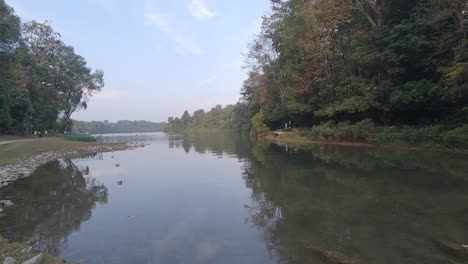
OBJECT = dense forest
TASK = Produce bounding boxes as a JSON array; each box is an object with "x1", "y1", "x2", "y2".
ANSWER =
[
  {"x1": 0, "y1": 0, "x2": 103, "y2": 134},
  {"x1": 73, "y1": 120, "x2": 166, "y2": 134},
  {"x1": 166, "y1": 0, "x2": 468, "y2": 141}
]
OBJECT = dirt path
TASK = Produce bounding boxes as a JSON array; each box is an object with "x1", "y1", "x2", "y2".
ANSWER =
[{"x1": 0, "y1": 139, "x2": 34, "y2": 146}]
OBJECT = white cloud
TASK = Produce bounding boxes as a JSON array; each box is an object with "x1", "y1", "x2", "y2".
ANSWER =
[
  {"x1": 198, "y1": 75, "x2": 218, "y2": 87},
  {"x1": 144, "y1": 4, "x2": 201, "y2": 55},
  {"x1": 188, "y1": 0, "x2": 216, "y2": 21}
]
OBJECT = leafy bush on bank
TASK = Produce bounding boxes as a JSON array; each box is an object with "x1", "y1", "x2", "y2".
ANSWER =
[{"x1": 297, "y1": 120, "x2": 468, "y2": 148}]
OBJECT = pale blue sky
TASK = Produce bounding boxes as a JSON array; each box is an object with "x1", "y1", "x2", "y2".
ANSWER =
[{"x1": 5, "y1": 0, "x2": 270, "y2": 122}]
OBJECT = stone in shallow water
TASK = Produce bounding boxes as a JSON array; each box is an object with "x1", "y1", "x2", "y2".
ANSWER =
[
  {"x1": 20, "y1": 247, "x2": 32, "y2": 253},
  {"x1": 0, "y1": 200, "x2": 13, "y2": 207},
  {"x1": 0, "y1": 208, "x2": 4, "y2": 214},
  {"x1": 3, "y1": 257, "x2": 17, "y2": 264},
  {"x1": 21, "y1": 254, "x2": 42, "y2": 264}
]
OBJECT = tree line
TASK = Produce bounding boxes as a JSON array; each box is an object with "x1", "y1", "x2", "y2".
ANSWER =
[
  {"x1": 166, "y1": 0, "x2": 467, "y2": 135},
  {"x1": 0, "y1": 0, "x2": 103, "y2": 135},
  {"x1": 164, "y1": 104, "x2": 252, "y2": 133},
  {"x1": 73, "y1": 120, "x2": 166, "y2": 134}
]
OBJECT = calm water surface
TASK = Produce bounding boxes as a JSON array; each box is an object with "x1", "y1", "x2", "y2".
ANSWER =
[{"x1": 1, "y1": 132, "x2": 468, "y2": 264}]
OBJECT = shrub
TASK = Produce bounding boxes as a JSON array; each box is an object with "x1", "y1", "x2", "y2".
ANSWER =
[
  {"x1": 251, "y1": 111, "x2": 270, "y2": 136},
  {"x1": 304, "y1": 120, "x2": 462, "y2": 147},
  {"x1": 443, "y1": 125, "x2": 468, "y2": 148},
  {"x1": 309, "y1": 119, "x2": 377, "y2": 142}
]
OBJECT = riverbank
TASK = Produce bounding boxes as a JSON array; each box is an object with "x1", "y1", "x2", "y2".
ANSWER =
[
  {"x1": 265, "y1": 129, "x2": 468, "y2": 154},
  {"x1": 0, "y1": 138, "x2": 143, "y2": 187},
  {"x1": 0, "y1": 236, "x2": 64, "y2": 264}
]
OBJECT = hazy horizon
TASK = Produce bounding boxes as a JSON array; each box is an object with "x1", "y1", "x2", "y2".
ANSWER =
[{"x1": 5, "y1": 0, "x2": 269, "y2": 122}]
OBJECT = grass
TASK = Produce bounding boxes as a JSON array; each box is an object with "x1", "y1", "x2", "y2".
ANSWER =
[
  {"x1": 55, "y1": 133, "x2": 97, "y2": 142},
  {"x1": 0, "y1": 137, "x2": 105, "y2": 166}
]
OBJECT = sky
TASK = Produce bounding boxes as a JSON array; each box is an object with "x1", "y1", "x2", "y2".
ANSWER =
[{"x1": 5, "y1": 0, "x2": 270, "y2": 122}]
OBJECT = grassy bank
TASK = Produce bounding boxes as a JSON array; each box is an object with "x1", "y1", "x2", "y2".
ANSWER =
[
  {"x1": 0, "y1": 137, "x2": 118, "y2": 166},
  {"x1": 55, "y1": 133, "x2": 97, "y2": 142},
  {"x1": 266, "y1": 121, "x2": 468, "y2": 152},
  {"x1": 0, "y1": 236, "x2": 64, "y2": 264}
]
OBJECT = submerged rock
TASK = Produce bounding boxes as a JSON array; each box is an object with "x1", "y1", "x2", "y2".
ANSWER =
[
  {"x1": 20, "y1": 247, "x2": 32, "y2": 253},
  {"x1": 3, "y1": 257, "x2": 17, "y2": 264},
  {"x1": 433, "y1": 239, "x2": 468, "y2": 260},
  {"x1": 0, "y1": 200, "x2": 13, "y2": 207},
  {"x1": 25, "y1": 238, "x2": 38, "y2": 245},
  {"x1": 0, "y1": 208, "x2": 4, "y2": 214},
  {"x1": 21, "y1": 253, "x2": 42, "y2": 264}
]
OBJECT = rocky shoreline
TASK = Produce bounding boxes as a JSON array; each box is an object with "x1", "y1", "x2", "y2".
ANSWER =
[
  {"x1": 1, "y1": 235, "x2": 65, "y2": 264},
  {"x1": 0, "y1": 142, "x2": 144, "y2": 189}
]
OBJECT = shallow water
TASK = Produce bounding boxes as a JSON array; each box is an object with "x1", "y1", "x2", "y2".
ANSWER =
[{"x1": 1, "y1": 132, "x2": 468, "y2": 264}]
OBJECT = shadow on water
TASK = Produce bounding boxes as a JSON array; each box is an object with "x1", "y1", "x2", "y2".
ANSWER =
[
  {"x1": 0, "y1": 157, "x2": 108, "y2": 255},
  {"x1": 169, "y1": 132, "x2": 468, "y2": 264}
]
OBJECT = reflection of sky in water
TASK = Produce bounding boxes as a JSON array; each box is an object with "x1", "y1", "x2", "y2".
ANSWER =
[
  {"x1": 2, "y1": 132, "x2": 468, "y2": 264},
  {"x1": 58, "y1": 135, "x2": 274, "y2": 264}
]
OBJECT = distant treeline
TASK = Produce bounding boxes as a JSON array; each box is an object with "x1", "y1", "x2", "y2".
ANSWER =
[
  {"x1": 164, "y1": 104, "x2": 251, "y2": 133},
  {"x1": 166, "y1": 0, "x2": 468, "y2": 138},
  {"x1": 73, "y1": 120, "x2": 166, "y2": 134}
]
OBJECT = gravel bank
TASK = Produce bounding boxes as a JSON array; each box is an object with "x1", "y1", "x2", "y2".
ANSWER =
[{"x1": 0, "y1": 142, "x2": 143, "y2": 188}]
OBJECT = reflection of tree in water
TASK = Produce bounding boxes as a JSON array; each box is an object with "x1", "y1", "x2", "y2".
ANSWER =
[
  {"x1": 170, "y1": 133, "x2": 468, "y2": 264},
  {"x1": 242, "y1": 146, "x2": 468, "y2": 264},
  {"x1": 167, "y1": 132, "x2": 254, "y2": 159},
  {"x1": 0, "y1": 159, "x2": 108, "y2": 255}
]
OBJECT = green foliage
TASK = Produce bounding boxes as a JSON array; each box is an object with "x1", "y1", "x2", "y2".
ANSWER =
[
  {"x1": 164, "y1": 103, "x2": 254, "y2": 133},
  {"x1": 0, "y1": 0, "x2": 104, "y2": 135},
  {"x1": 228, "y1": 0, "x2": 468, "y2": 133},
  {"x1": 299, "y1": 120, "x2": 467, "y2": 148},
  {"x1": 303, "y1": 119, "x2": 377, "y2": 142},
  {"x1": 251, "y1": 111, "x2": 270, "y2": 137},
  {"x1": 443, "y1": 125, "x2": 468, "y2": 148},
  {"x1": 167, "y1": 0, "x2": 467, "y2": 142}
]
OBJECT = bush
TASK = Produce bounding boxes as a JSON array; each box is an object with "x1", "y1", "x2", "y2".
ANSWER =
[
  {"x1": 443, "y1": 125, "x2": 468, "y2": 148},
  {"x1": 309, "y1": 119, "x2": 377, "y2": 142},
  {"x1": 251, "y1": 111, "x2": 270, "y2": 136},
  {"x1": 302, "y1": 120, "x2": 465, "y2": 148}
]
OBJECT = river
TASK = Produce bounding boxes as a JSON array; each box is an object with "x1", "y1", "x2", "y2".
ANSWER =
[{"x1": 1, "y1": 132, "x2": 467, "y2": 264}]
